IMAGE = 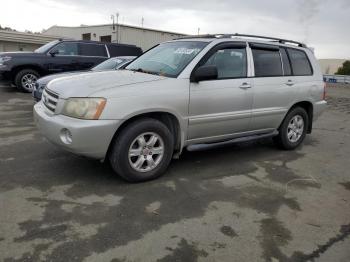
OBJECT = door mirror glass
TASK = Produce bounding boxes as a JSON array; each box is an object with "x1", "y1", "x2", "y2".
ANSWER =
[{"x1": 192, "y1": 65, "x2": 218, "y2": 82}]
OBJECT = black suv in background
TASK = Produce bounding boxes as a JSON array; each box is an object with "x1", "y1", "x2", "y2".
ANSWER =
[{"x1": 0, "y1": 40, "x2": 142, "y2": 92}]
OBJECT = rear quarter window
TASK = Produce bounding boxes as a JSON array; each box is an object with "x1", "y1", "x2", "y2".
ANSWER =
[
  {"x1": 287, "y1": 48, "x2": 313, "y2": 76},
  {"x1": 108, "y1": 45, "x2": 143, "y2": 57}
]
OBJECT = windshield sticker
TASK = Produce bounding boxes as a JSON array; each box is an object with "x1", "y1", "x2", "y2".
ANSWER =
[{"x1": 174, "y1": 48, "x2": 201, "y2": 55}]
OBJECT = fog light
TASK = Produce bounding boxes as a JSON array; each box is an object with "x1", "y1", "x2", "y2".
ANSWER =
[{"x1": 60, "y1": 128, "x2": 72, "y2": 144}]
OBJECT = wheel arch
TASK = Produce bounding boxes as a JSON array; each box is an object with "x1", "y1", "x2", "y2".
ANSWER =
[
  {"x1": 11, "y1": 64, "x2": 45, "y2": 79},
  {"x1": 282, "y1": 101, "x2": 314, "y2": 133},
  {"x1": 106, "y1": 111, "x2": 183, "y2": 159}
]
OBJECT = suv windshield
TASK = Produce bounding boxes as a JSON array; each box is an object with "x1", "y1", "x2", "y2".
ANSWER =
[
  {"x1": 126, "y1": 41, "x2": 208, "y2": 77},
  {"x1": 34, "y1": 40, "x2": 60, "y2": 53}
]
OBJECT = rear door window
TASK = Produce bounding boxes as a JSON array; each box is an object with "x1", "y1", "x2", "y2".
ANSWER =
[
  {"x1": 252, "y1": 47, "x2": 283, "y2": 77},
  {"x1": 204, "y1": 48, "x2": 247, "y2": 79},
  {"x1": 287, "y1": 48, "x2": 313, "y2": 76},
  {"x1": 79, "y1": 43, "x2": 107, "y2": 57}
]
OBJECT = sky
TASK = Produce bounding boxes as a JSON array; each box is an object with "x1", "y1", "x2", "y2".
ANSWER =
[{"x1": 1, "y1": 0, "x2": 349, "y2": 59}]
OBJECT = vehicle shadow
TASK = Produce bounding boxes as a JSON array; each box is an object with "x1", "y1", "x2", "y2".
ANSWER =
[{"x1": 40, "y1": 137, "x2": 296, "y2": 190}]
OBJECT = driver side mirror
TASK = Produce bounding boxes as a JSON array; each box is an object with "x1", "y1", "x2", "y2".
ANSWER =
[
  {"x1": 191, "y1": 65, "x2": 218, "y2": 82},
  {"x1": 49, "y1": 49, "x2": 59, "y2": 57}
]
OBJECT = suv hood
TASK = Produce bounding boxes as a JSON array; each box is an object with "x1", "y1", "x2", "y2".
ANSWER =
[{"x1": 47, "y1": 70, "x2": 166, "y2": 99}]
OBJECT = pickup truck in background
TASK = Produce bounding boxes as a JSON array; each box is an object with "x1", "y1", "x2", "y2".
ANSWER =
[{"x1": 0, "y1": 39, "x2": 142, "y2": 92}]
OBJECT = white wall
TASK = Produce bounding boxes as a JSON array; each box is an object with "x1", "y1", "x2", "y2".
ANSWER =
[
  {"x1": 44, "y1": 25, "x2": 184, "y2": 51},
  {"x1": 0, "y1": 41, "x2": 41, "y2": 52}
]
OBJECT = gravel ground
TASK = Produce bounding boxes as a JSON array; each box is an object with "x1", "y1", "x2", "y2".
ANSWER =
[{"x1": 0, "y1": 82, "x2": 349, "y2": 262}]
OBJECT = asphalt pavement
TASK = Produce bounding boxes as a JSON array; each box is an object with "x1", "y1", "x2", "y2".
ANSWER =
[{"x1": 0, "y1": 82, "x2": 349, "y2": 262}]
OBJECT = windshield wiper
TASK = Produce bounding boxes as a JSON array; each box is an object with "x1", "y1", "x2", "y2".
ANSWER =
[{"x1": 128, "y1": 68, "x2": 160, "y2": 76}]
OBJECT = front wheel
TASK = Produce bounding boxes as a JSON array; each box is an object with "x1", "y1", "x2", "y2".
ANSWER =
[
  {"x1": 109, "y1": 118, "x2": 174, "y2": 182},
  {"x1": 273, "y1": 107, "x2": 309, "y2": 150},
  {"x1": 14, "y1": 69, "x2": 39, "y2": 93}
]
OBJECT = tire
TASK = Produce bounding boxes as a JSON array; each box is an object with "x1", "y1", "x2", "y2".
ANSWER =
[
  {"x1": 273, "y1": 107, "x2": 309, "y2": 150},
  {"x1": 14, "y1": 69, "x2": 40, "y2": 93},
  {"x1": 109, "y1": 118, "x2": 174, "y2": 182}
]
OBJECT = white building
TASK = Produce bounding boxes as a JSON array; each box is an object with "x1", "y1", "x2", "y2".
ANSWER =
[
  {"x1": 0, "y1": 30, "x2": 59, "y2": 52},
  {"x1": 43, "y1": 24, "x2": 186, "y2": 51}
]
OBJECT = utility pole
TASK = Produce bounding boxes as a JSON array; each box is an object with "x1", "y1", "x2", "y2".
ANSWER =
[
  {"x1": 116, "y1": 12, "x2": 119, "y2": 43},
  {"x1": 197, "y1": 27, "x2": 200, "y2": 35},
  {"x1": 141, "y1": 17, "x2": 144, "y2": 28},
  {"x1": 111, "y1": 15, "x2": 115, "y2": 30}
]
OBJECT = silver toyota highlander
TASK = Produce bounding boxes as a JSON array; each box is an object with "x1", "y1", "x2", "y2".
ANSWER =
[{"x1": 34, "y1": 34, "x2": 327, "y2": 182}]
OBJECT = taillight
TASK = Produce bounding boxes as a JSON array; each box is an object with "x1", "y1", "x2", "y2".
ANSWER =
[{"x1": 323, "y1": 82, "x2": 327, "y2": 100}]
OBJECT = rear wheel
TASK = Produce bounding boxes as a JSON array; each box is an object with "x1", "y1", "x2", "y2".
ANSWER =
[
  {"x1": 14, "y1": 69, "x2": 39, "y2": 93},
  {"x1": 273, "y1": 107, "x2": 309, "y2": 150},
  {"x1": 109, "y1": 118, "x2": 174, "y2": 182}
]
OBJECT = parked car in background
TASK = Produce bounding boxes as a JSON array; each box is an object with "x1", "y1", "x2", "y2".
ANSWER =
[
  {"x1": 34, "y1": 34, "x2": 327, "y2": 182},
  {"x1": 0, "y1": 40, "x2": 142, "y2": 92},
  {"x1": 32, "y1": 56, "x2": 135, "y2": 102}
]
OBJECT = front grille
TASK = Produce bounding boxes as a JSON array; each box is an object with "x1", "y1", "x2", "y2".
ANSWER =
[{"x1": 42, "y1": 88, "x2": 59, "y2": 112}]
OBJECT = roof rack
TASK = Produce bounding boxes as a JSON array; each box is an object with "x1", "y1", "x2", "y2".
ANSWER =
[{"x1": 175, "y1": 33, "x2": 307, "y2": 47}]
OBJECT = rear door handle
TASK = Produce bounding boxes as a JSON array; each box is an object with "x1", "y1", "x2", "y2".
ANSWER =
[
  {"x1": 285, "y1": 80, "x2": 295, "y2": 86},
  {"x1": 239, "y1": 82, "x2": 251, "y2": 89}
]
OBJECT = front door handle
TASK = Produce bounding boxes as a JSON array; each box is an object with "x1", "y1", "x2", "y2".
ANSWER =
[
  {"x1": 239, "y1": 82, "x2": 251, "y2": 89},
  {"x1": 285, "y1": 80, "x2": 295, "y2": 86}
]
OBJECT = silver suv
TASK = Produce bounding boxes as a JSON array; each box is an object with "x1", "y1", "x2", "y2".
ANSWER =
[{"x1": 34, "y1": 34, "x2": 327, "y2": 182}]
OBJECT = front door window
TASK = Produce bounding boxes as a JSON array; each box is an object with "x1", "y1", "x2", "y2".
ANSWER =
[
  {"x1": 50, "y1": 43, "x2": 78, "y2": 56},
  {"x1": 204, "y1": 48, "x2": 247, "y2": 79}
]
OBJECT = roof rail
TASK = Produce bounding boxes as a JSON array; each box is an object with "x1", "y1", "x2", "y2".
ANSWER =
[{"x1": 175, "y1": 33, "x2": 307, "y2": 47}]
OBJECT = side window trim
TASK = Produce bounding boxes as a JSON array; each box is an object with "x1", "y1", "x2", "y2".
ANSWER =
[
  {"x1": 279, "y1": 49, "x2": 285, "y2": 76},
  {"x1": 282, "y1": 47, "x2": 294, "y2": 76},
  {"x1": 105, "y1": 44, "x2": 110, "y2": 58},
  {"x1": 249, "y1": 43, "x2": 279, "y2": 51},
  {"x1": 190, "y1": 41, "x2": 248, "y2": 81},
  {"x1": 279, "y1": 47, "x2": 293, "y2": 77}
]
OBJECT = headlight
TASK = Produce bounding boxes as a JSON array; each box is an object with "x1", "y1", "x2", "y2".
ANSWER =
[
  {"x1": 0, "y1": 56, "x2": 12, "y2": 65},
  {"x1": 62, "y1": 98, "x2": 106, "y2": 120}
]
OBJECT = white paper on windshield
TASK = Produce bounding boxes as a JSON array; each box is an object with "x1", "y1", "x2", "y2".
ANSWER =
[{"x1": 174, "y1": 48, "x2": 201, "y2": 55}]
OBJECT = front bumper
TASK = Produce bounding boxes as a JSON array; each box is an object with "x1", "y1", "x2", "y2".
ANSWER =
[{"x1": 34, "y1": 102, "x2": 120, "y2": 159}]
